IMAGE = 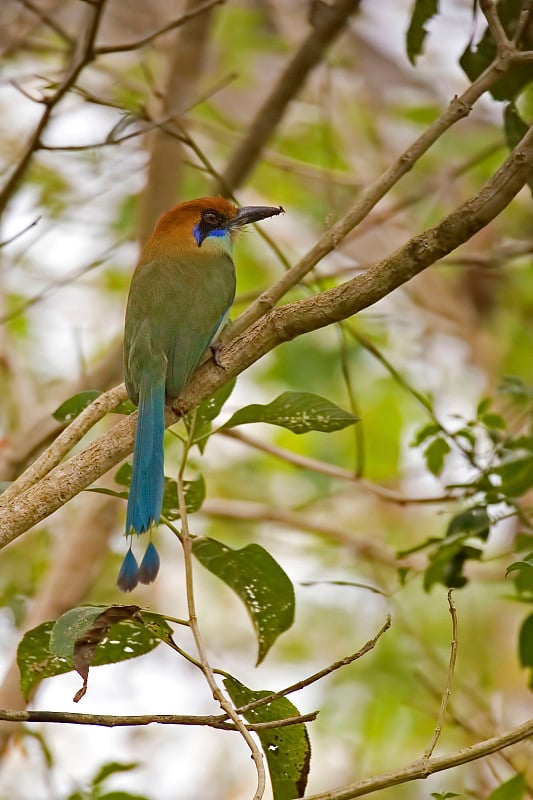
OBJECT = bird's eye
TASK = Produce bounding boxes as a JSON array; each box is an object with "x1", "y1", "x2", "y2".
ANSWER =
[{"x1": 203, "y1": 210, "x2": 220, "y2": 226}]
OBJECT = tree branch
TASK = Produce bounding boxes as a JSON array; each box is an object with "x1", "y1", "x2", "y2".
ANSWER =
[
  {"x1": 0, "y1": 125, "x2": 532, "y2": 548},
  {"x1": 217, "y1": 0, "x2": 362, "y2": 193},
  {"x1": 94, "y1": 0, "x2": 224, "y2": 55},
  {"x1": 0, "y1": 0, "x2": 108, "y2": 216},
  {"x1": 304, "y1": 717, "x2": 533, "y2": 800},
  {"x1": 0, "y1": 707, "x2": 316, "y2": 731},
  {"x1": 226, "y1": 46, "x2": 516, "y2": 339},
  {"x1": 0, "y1": 384, "x2": 127, "y2": 505}
]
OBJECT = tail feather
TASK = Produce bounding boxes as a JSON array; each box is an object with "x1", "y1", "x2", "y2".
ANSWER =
[
  {"x1": 119, "y1": 379, "x2": 165, "y2": 592},
  {"x1": 138, "y1": 542, "x2": 161, "y2": 585},
  {"x1": 126, "y1": 378, "x2": 165, "y2": 535}
]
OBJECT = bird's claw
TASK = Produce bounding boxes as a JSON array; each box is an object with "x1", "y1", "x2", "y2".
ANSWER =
[{"x1": 210, "y1": 342, "x2": 225, "y2": 369}]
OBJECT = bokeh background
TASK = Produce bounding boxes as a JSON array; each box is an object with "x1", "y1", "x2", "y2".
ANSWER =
[{"x1": 0, "y1": 1, "x2": 532, "y2": 798}]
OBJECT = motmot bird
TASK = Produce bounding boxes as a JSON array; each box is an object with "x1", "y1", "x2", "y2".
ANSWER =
[{"x1": 119, "y1": 196, "x2": 284, "y2": 591}]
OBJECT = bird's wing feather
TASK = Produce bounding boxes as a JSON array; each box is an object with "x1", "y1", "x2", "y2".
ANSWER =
[{"x1": 124, "y1": 252, "x2": 236, "y2": 402}]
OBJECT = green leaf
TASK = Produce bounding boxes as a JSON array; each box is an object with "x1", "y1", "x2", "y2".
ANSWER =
[
  {"x1": 503, "y1": 102, "x2": 533, "y2": 194},
  {"x1": 17, "y1": 621, "x2": 72, "y2": 700},
  {"x1": 224, "y1": 676, "x2": 310, "y2": 800},
  {"x1": 488, "y1": 773, "x2": 526, "y2": 800},
  {"x1": 112, "y1": 399, "x2": 137, "y2": 415},
  {"x1": 192, "y1": 538, "x2": 294, "y2": 664},
  {"x1": 504, "y1": 101, "x2": 529, "y2": 150},
  {"x1": 222, "y1": 391, "x2": 358, "y2": 435},
  {"x1": 518, "y1": 612, "x2": 533, "y2": 673},
  {"x1": 480, "y1": 412, "x2": 506, "y2": 430},
  {"x1": 424, "y1": 436, "x2": 450, "y2": 476},
  {"x1": 186, "y1": 378, "x2": 236, "y2": 451},
  {"x1": 18, "y1": 606, "x2": 169, "y2": 700},
  {"x1": 460, "y1": 0, "x2": 533, "y2": 102},
  {"x1": 52, "y1": 390, "x2": 101, "y2": 422},
  {"x1": 424, "y1": 540, "x2": 477, "y2": 591},
  {"x1": 114, "y1": 464, "x2": 205, "y2": 519},
  {"x1": 92, "y1": 762, "x2": 139, "y2": 787},
  {"x1": 495, "y1": 456, "x2": 533, "y2": 497},
  {"x1": 115, "y1": 463, "x2": 134, "y2": 487},
  {"x1": 86, "y1": 487, "x2": 129, "y2": 500},
  {"x1": 447, "y1": 507, "x2": 490, "y2": 540},
  {"x1": 50, "y1": 605, "x2": 171, "y2": 662},
  {"x1": 498, "y1": 375, "x2": 533, "y2": 401},
  {"x1": 477, "y1": 397, "x2": 492, "y2": 417},
  {"x1": 410, "y1": 422, "x2": 442, "y2": 447},
  {"x1": 50, "y1": 606, "x2": 111, "y2": 661},
  {"x1": 506, "y1": 553, "x2": 533, "y2": 577},
  {"x1": 160, "y1": 475, "x2": 206, "y2": 520},
  {"x1": 431, "y1": 793, "x2": 461, "y2": 799},
  {"x1": 406, "y1": 0, "x2": 439, "y2": 65}
]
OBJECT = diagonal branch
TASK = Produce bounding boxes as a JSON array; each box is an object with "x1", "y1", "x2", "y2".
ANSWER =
[
  {"x1": 304, "y1": 716, "x2": 533, "y2": 800},
  {"x1": 217, "y1": 0, "x2": 362, "y2": 193},
  {"x1": 95, "y1": 0, "x2": 225, "y2": 55},
  {"x1": 226, "y1": 49, "x2": 513, "y2": 340},
  {"x1": 0, "y1": 125, "x2": 532, "y2": 548}
]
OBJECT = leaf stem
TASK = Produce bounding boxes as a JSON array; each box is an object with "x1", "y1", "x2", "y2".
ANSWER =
[{"x1": 177, "y1": 420, "x2": 266, "y2": 799}]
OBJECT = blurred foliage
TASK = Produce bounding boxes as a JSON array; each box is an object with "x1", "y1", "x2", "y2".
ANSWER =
[{"x1": 1, "y1": 0, "x2": 533, "y2": 799}]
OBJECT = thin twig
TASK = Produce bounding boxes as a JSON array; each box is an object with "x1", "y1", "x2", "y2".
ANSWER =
[
  {"x1": 0, "y1": 0, "x2": 108, "y2": 216},
  {"x1": 219, "y1": 0, "x2": 362, "y2": 192},
  {"x1": 422, "y1": 590, "x2": 459, "y2": 760},
  {"x1": 226, "y1": 39, "x2": 518, "y2": 341},
  {"x1": 338, "y1": 325, "x2": 365, "y2": 478},
  {"x1": 0, "y1": 708, "x2": 316, "y2": 731},
  {"x1": 0, "y1": 384, "x2": 128, "y2": 505},
  {"x1": 304, "y1": 717, "x2": 533, "y2": 800},
  {"x1": 479, "y1": 0, "x2": 511, "y2": 50},
  {"x1": 222, "y1": 429, "x2": 453, "y2": 505},
  {"x1": 0, "y1": 216, "x2": 41, "y2": 248},
  {"x1": 1, "y1": 122, "x2": 533, "y2": 546},
  {"x1": 177, "y1": 437, "x2": 266, "y2": 799},
  {"x1": 512, "y1": 2, "x2": 533, "y2": 45},
  {"x1": 201, "y1": 497, "x2": 397, "y2": 564},
  {"x1": 0, "y1": 253, "x2": 108, "y2": 325},
  {"x1": 234, "y1": 615, "x2": 392, "y2": 717},
  {"x1": 94, "y1": 0, "x2": 225, "y2": 55},
  {"x1": 15, "y1": 0, "x2": 74, "y2": 46}
]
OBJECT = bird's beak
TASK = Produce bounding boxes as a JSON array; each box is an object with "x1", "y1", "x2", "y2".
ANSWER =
[{"x1": 232, "y1": 205, "x2": 285, "y2": 227}]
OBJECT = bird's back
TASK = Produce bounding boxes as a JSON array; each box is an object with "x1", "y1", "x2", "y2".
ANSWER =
[{"x1": 124, "y1": 249, "x2": 236, "y2": 403}]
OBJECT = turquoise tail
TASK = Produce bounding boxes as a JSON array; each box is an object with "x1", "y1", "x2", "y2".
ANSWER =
[{"x1": 118, "y1": 379, "x2": 165, "y2": 592}]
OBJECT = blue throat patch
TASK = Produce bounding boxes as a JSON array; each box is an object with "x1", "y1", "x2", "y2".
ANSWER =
[{"x1": 193, "y1": 224, "x2": 228, "y2": 246}]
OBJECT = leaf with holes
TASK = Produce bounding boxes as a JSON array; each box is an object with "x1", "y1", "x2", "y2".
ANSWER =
[
  {"x1": 224, "y1": 676, "x2": 310, "y2": 800},
  {"x1": 17, "y1": 621, "x2": 72, "y2": 700},
  {"x1": 192, "y1": 537, "x2": 294, "y2": 664},
  {"x1": 48, "y1": 605, "x2": 170, "y2": 701},
  {"x1": 222, "y1": 391, "x2": 358, "y2": 435}
]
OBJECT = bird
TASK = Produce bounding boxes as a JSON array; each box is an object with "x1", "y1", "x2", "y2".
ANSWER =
[{"x1": 118, "y1": 196, "x2": 284, "y2": 591}]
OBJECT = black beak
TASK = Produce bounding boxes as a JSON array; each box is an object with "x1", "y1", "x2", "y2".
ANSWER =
[{"x1": 233, "y1": 205, "x2": 285, "y2": 227}]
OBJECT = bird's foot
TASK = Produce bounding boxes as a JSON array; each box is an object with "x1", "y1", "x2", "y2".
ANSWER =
[{"x1": 210, "y1": 342, "x2": 226, "y2": 369}]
